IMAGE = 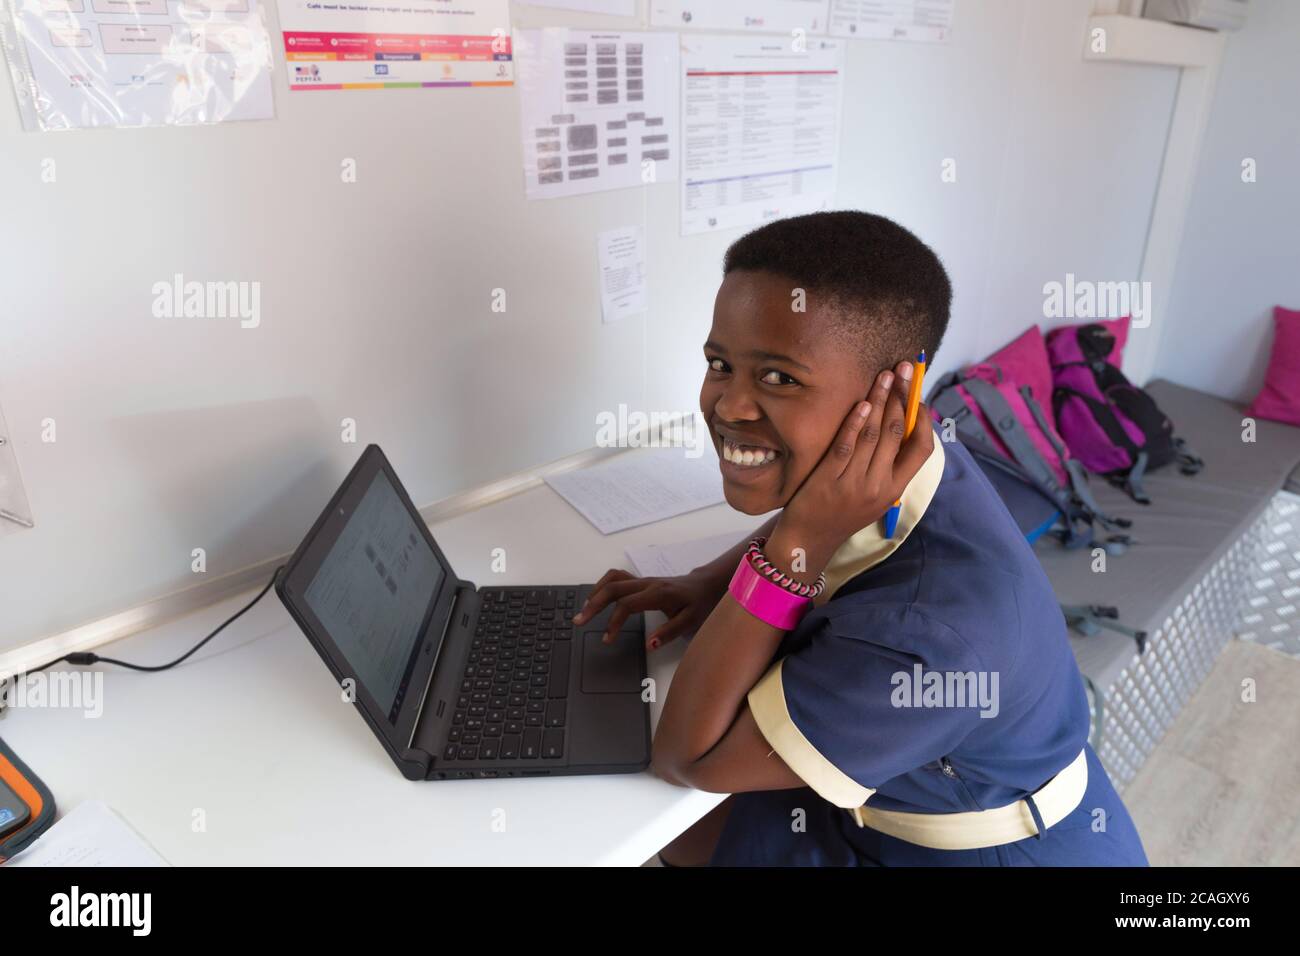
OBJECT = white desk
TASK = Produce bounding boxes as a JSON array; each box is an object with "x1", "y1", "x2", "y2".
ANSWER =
[{"x1": 1, "y1": 481, "x2": 763, "y2": 865}]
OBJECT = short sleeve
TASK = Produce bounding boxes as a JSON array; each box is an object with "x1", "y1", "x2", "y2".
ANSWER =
[{"x1": 747, "y1": 607, "x2": 988, "y2": 808}]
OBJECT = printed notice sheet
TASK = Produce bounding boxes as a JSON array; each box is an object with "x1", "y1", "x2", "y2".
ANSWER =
[
  {"x1": 651, "y1": 0, "x2": 829, "y2": 33},
  {"x1": 276, "y1": 0, "x2": 513, "y2": 91},
  {"x1": 516, "y1": 28, "x2": 679, "y2": 200},
  {"x1": 546, "y1": 446, "x2": 724, "y2": 535},
  {"x1": 597, "y1": 225, "x2": 646, "y2": 323},
  {"x1": 680, "y1": 34, "x2": 843, "y2": 235},
  {"x1": 0, "y1": 0, "x2": 275, "y2": 130},
  {"x1": 828, "y1": 0, "x2": 953, "y2": 43}
]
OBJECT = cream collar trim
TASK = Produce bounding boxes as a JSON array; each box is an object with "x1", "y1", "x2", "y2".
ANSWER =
[{"x1": 813, "y1": 437, "x2": 946, "y2": 607}]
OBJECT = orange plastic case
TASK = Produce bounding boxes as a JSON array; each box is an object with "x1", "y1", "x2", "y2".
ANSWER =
[{"x1": 0, "y1": 738, "x2": 55, "y2": 863}]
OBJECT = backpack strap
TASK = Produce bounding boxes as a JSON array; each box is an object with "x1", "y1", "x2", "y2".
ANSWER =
[
  {"x1": 963, "y1": 377, "x2": 1127, "y2": 552},
  {"x1": 931, "y1": 373, "x2": 1095, "y2": 549},
  {"x1": 1081, "y1": 673, "x2": 1105, "y2": 749},
  {"x1": 963, "y1": 442, "x2": 1091, "y2": 550},
  {"x1": 1052, "y1": 383, "x2": 1158, "y2": 504},
  {"x1": 1053, "y1": 384, "x2": 1145, "y2": 462},
  {"x1": 930, "y1": 374, "x2": 994, "y2": 447},
  {"x1": 1060, "y1": 604, "x2": 1148, "y2": 655},
  {"x1": 1019, "y1": 385, "x2": 1131, "y2": 535},
  {"x1": 1173, "y1": 437, "x2": 1204, "y2": 476},
  {"x1": 1075, "y1": 327, "x2": 1203, "y2": 484},
  {"x1": 1126, "y1": 450, "x2": 1151, "y2": 505},
  {"x1": 961, "y1": 376, "x2": 1068, "y2": 497}
]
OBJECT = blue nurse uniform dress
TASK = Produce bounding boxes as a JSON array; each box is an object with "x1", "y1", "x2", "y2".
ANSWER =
[{"x1": 711, "y1": 433, "x2": 1149, "y2": 867}]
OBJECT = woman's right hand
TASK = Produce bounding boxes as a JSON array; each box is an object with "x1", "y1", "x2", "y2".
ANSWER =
[{"x1": 572, "y1": 566, "x2": 730, "y2": 651}]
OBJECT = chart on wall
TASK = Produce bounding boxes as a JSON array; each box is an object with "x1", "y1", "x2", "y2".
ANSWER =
[
  {"x1": 518, "y1": 0, "x2": 634, "y2": 14},
  {"x1": 650, "y1": 0, "x2": 829, "y2": 34},
  {"x1": 827, "y1": 0, "x2": 953, "y2": 43},
  {"x1": 276, "y1": 0, "x2": 513, "y2": 91},
  {"x1": 515, "y1": 28, "x2": 679, "y2": 200},
  {"x1": 0, "y1": 0, "x2": 275, "y2": 130},
  {"x1": 679, "y1": 34, "x2": 843, "y2": 235}
]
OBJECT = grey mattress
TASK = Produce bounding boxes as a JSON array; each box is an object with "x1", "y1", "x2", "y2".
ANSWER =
[{"x1": 1032, "y1": 380, "x2": 1300, "y2": 691}]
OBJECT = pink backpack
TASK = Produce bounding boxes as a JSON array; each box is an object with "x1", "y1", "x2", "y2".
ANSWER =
[
  {"x1": 928, "y1": 327, "x2": 1129, "y2": 548},
  {"x1": 1047, "y1": 317, "x2": 1202, "y2": 503}
]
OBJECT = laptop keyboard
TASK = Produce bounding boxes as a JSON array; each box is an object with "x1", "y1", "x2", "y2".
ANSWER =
[{"x1": 442, "y1": 587, "x2": 580, "y2": 765}]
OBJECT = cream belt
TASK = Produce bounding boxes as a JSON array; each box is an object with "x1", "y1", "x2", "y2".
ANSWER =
[{"x1": 849, "y1": 748, "x2": 1089, "y2": 850}]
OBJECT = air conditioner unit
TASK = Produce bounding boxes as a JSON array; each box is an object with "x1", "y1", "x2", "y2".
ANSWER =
[{"x1": 1142, "y1": 0, "x2": 1250, "y2": 31}]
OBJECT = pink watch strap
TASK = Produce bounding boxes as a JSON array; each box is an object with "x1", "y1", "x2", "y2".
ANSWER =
[{"x1": 729, "y1": 556, "x2": 812, "y2": 630}]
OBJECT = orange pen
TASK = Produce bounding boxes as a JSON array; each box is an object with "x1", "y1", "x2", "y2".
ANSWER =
[{"x1": 882, "y1": 349, "x2": 927, "y2": 538}]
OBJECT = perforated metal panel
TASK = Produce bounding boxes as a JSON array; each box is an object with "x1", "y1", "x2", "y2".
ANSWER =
[
  {"x1": 1094, "y1": 510, "x2": 1266, "y2": 791},
  {"x1": 1233, "y1": 490, "x2": 1300, "y2": 659}
]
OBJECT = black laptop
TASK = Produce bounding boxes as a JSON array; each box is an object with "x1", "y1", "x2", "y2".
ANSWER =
[{"x1": 276, "y1": 445, "x2": 651, "y2": 781}]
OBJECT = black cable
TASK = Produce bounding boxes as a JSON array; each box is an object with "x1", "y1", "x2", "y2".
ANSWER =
[{"x1": 25, "y1": 567, "x2": 282, "y2": 676}]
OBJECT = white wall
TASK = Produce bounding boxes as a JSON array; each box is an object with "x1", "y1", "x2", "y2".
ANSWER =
[
  {"x1": 0, "y1": 0, "x2": 1181, "y2": 652},
  {"x1": 1152, "y1": 0, "x2": 1300, "y2": 402},
  {"x1": 645, "y1": 0, "x2": 1179, "y2": 410}
]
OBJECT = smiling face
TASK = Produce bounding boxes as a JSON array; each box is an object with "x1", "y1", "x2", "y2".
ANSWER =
[{"x1": 700, "y1": 270, "x2": 874, "y2": 515}]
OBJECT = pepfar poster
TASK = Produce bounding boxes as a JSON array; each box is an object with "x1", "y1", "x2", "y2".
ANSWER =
[{"x1": 276, "y1": 0, "x2": 513, "y2": 91}]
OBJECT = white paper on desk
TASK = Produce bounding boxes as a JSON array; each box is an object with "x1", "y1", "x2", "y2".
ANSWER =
[
  {"x1": 598, "y1": 226, "x2": 647, "y2": 323},
  {"x1": 516, "y1": 28, "x2": 680, "y2": 200},
  {"x1": 546, "y1": 446, "x2": 724, "y2": 535},
  {"x1": 6, "y1": 800, "x2": 168, "y2": 867},
  {"x1": 679, "y1": 34, "x2": 843, "y2": 235},
  {"x1": 626, "y1": 531, "x2": 742, "y2": 578}
]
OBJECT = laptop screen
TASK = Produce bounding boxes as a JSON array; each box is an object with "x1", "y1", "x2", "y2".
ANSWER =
[{"x1": 303, "y1": 469, "x2": 445, "y2": 722}]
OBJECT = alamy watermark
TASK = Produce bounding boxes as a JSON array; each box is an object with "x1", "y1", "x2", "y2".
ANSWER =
[
  {"x1": 151, "y1": 273, "x2": 260, "y2": 328},
  {"x1": 50, "y1": 886, "x2": 151, "y2": 936},
  {"x1": 891, "y1": 664, "x2": 1000, "y2": 718},
  {"x1": 1042, "y1": 273, "x2": 1151, "y2": 329},
  {"x1": 595, "y1": 405, "x2": 706, "y2": 458},
  {"x1": 0, "y1": 671, "x2": 104, "y2": 719}
]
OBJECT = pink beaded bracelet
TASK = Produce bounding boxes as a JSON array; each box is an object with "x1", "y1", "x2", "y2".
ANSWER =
[{"x1": 744, "y1": 536, "x2": 827, "y2": 599}]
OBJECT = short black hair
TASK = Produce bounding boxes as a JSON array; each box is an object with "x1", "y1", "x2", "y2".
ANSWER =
[{"x1": 722, "y1": 211, "x2": 952, "y2": 371}]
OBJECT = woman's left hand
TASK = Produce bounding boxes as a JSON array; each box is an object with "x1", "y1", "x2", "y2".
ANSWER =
[{"x1": 774, "y1": 361, "x2": 934, "y2": 566}]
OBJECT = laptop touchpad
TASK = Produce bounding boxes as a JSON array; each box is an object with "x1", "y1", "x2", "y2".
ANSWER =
[{"x1": 581, "y1": 631, "x2": 642, "y2": 694}]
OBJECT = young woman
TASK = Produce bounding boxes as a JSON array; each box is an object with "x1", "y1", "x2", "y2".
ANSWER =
[{"x1": 574, "y1": 212, "x2": 1148, "y2": 867}]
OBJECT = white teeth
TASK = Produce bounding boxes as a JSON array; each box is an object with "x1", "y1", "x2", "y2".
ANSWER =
[{"x1": 722, "y1": 438, "x2": 779, "y2": 468}]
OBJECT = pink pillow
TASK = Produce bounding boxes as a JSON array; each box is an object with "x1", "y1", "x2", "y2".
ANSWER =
[
  {"x1": 968, "y1": 326, "x2": 1054, "y2": 404},
  {"x1": 1247, "y1": 307, "x2": 1300, "y2": 427},
  {"x1": 957, "y1": 325, "x2": 1072, "y2": 487}
]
